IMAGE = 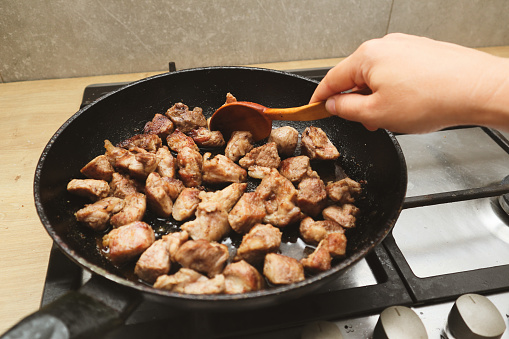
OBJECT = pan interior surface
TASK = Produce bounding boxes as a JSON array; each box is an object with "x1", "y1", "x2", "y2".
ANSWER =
[{"x1": 34, "y1": 67, "x2": 406, "y2": 309}]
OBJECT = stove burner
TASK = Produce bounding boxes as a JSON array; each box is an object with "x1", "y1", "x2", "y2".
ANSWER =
[{"x1": 498, "y1": 175, "x2": 509, "y2": 215}]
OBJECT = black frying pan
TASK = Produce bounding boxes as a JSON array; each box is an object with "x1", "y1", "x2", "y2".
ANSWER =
[{"x1": 4, "y1": 67, "x2": 407, "y2": 338}]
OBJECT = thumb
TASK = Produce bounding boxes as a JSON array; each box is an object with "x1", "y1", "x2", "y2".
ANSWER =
[{"x1": 326, "y1": 93, "x2": 378, "y2": 131}]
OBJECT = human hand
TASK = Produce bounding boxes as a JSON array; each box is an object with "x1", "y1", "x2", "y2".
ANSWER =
[{"x1": 310, "y1": 33, "x2": 509, "y2": 133}]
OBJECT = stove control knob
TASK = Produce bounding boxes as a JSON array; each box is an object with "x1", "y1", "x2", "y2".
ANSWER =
[
  {"x1": 373, "y1": 305, "x2": 428, "y2": 339},
  {"x1": 445, "y1": 294, "x2": 506, "y2": 339},
  {"x1": 301, "y1": 321, "x2": 344, "y2": 339}
]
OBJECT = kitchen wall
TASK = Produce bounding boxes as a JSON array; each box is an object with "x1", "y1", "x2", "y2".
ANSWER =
[{"x1": 1, "y1": 0, "x2": 508, "y2": 83}]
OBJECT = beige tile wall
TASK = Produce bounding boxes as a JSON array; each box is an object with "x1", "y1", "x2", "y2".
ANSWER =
[{"x1": 1, "y1": 0, "x2": 508, "y2": 82}]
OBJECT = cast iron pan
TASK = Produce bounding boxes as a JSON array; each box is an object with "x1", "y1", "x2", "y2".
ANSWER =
[{"x1": 4, "y1": 67, "x2": 407, "y2": 338}]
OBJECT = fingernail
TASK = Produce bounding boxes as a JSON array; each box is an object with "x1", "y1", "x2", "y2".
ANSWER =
[{"x1": 325, "y1": 98, "x2": 336, "y2": 114}]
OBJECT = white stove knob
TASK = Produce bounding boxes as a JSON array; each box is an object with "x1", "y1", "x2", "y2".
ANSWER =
[
  {"x1": 301, "y1": 321, "x2": 344, "y2": 339},
  {"x1": 445, "y1": 294, "x2": 506, "y2": 339},
  {"x1": 373, "y1": 305, "x2": 428, "y2": 339}
]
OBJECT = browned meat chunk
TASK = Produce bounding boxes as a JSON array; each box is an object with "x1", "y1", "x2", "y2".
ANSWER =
[
  {"x1": 102, "y1": 221, "x2": 155, "y2": 265},
  {"x1": 162, "y1": 230, "x2": 189, "y2": 261},
  {"x1": 322, "y1": 204, "x2": 359, "y2": 228},
  {"x1": 278, "y1": 156, "x2": 313, "y2": 183},
  {"x1": 80, "y1": 155, "x2": 114, "y2": 181},
  {"x1": 324, "y1": 232, "x2": 347, "y2": 257},
  {"x1": 188, "y1": 127, "x2": 225, "y2": 148},
  {"x1": 199, "y1": 182, "x2": 247, "y2": 212},
  {"x1": 300, "y1": 126, "x2": 340, "y2": 160},
  {"x1": 166, "y1": 129, "x2": 199, "y2": 153},
  {"x1": 134, "y1": 238, "x2": 171, "y2": 283},
  {"x1": 239, "y1": 142, "x2": 280, "y2": 169},
  {"x1": 202, "y1": 153, "x2": 247, "y2": 184},
  {"x1": 155, "y1": 269, "x2": 225, "y2": 294},
  {"x1": 326, "y1": 178, "x2": 362, "y2": 204},
  {"x1": 75, "y1": 197, "x2": 125, "y2": 231},
  {"x1": 117, "y1": 134, "x2": 162, "y2": 153},
  {"x1": 174, "y1": 239, "x2": 229, "y2": 277},
  {"x1": 246, "y1": 165, "x2": 273, "y2": 179},
  {"x1": 223, "y1": 260, "x2": 265, "y2": 294},
  {"x1": 67, "y1": 179, "x2": 110, "y2": 201},
  {"x1": 145, "y1": 172, "x2": 174, "y2": 217},
  {"x1": 228, "y1": 192, "x2": 266, "y2": 234},
  {"x1": 268, "y1": 126, "x2": 299, "y2": 157},
  {"x1": 109, "y1": 173, "x2": 141, "y2": 198},
  {"x1": 172, "y1": 187, "x2": 201, "y2": 221},
  {"x1": 297, "y1": 177, "x2": 328, "y2": 217},
  {"x1": 263, "y1": 253, "x2": 305, "y2": 285},
  {"x1": 163, "y1": 177, "x2": 185, "y2": 201},
  {"x1": 110, "y1": 193, "x2": 146, "y2": 228},
  {"x1": 107, "y1": 142, "x2": 159, "y2": 180},
  {"x1": 255, "y1": 169, "x2": 301, "y2": 228},
  {"x1": 225, "y1": 92, "x2": 237, "y2": 104},
  {"x1": 144, "y1": 113, "x2": 174, "y2": 138},
  {"x1": 299, "y1": 217, "x2": 344, "y2": 245},
  {"x1": 177, "y1": 146, "x2": 202, "y2": 187},
  {"x1": 235, "y1": 223, "x2": 282, "y2": 265},
  {"x1": 224, "y1": 131, "x2": 254, "y2": 162},
  {"x1": 155, "y1": 146, "x2": 177, "y2": 179},
  {"x1": 300, "y1": 239, "x2": 332, "y2": 273},
  {"x1": 181, "y1": 201, "x2": 231, "y2": 242},
  {"x1": 165, "y1": 102, "x2": 207, "y2": 134}
]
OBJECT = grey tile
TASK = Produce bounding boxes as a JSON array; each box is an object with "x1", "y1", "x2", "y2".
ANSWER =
[
  {"x1": 1, "y1": 0, "x2": 391, "y2": 82},
  {"x1": 388, "y1": 0, "x2": 509, "y2": 47}
]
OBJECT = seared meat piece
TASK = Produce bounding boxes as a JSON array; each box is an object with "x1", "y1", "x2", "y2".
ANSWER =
[
  {"x1": 239, "y1": 142, "x2": 280, "y2": 169},
  {"x1": 104, "y1": 139, "x2": 129, "y2": 167},
  {"x1": 177, "y1": 146, "x2": 202, "y2": 187},
  {"x1": 155, "y1": 269, "x2": 225, "y2": 295},
  {"x1": 134, "y1": 238, "x2": 171, "y2": 283},
  {"x1": 155, "y1": 146, "x2": 177, "y2": 179},
  {"x1": 109, "y1": 144, "x2": 159, "y2": 180},
  {"x1": 110, "y1": 193, "x2": 146, "y2": 228},
  {"x1": 102, "y1": 221, "x2": 155, "y2": 265},
  {"x1": 162, "y1": 230, "x2": 189, "y2": 261},
  {"x1": 225, "y1": 92, "x2": 237, "y2": 104},
  {"x1": 199, "y1": 182, "x2": 247, "y2": 212},
  {"x1": 228, "y1": 192, "x2": 266, "y2": 234},
  {"x1": 234, "y1": 223, "x2": 282, "y2": 265},
  {"x1": 174, "y1": 239, "x2": 229, "y2": 277},
  {"x1": 300, "y1": 239, "x2": 332, "y2": 273},
  {"x1": 299, "y1": 217, "x2": 344, "y2": 245},
  {"x1": 188, "y1": 127, "x2": 225, "y2": 148},
  {"x1": 153, "y1": 268, "x2": 203, "y2": 290},
  {"x1": 224, "y1": 260, "x2": 265, "y2": 294},
  {"x1": 144, "y1": 113, "x2": 174, "y2": 138},
  {"x1": 278, "y1": 156, "x2": 313, "y2": 183},
  {"x1": 162, "y1": 177, "x2": 185, "y2": 201},
  {"x1": 324, "y1": 232, "x2": 347, "y2": 257},
  {"x1": 75, "y1": 197, "x2": 125, "y2": 231},
  {"x1": 322, "y1": 204, "x2": 359, "y2": 228},
  {"x1": 326, "y1": 177, "x2": 362, "y2": 204},
  {"x1": 255, "y1": 169, "x2": 301, "y2": 228},
  {"x1": 297, "y1": 177, "x2": 328, "y2": 217},
  {"x1": 247, "y1": 165, "x2": 272, "y2": 179},
  {"x1": 109, "y1": 173, "x2": 141, "y2": 198},
  {"x1": 117, "y1": 134, "x2": 162, "y2": 153},
  {"x1": 145, "y1": 172, "x2": 181, "y2": 217},
  {"x1": 166, "y1": 129, "x2": 199, "y2": 153},
  {"x1": 172, "y1": 187, "x2": 201, "y2": 221},
  {"x1": 80, "y1": 154, "x2": 114, "y2": 181},
  {"x1": 300, "y1": 126, "x2": 340, "y2": 160},
  {"x1": 181, "y1": 201, "x2": 231, "y2": 242},
  {"x1": 224, "y1": 131, "x2": 254, "y2": 162},
  {"x1": 202, "y1": 153, "x2": 247, "y2": 184},
  {"x1": 67, "y1": 179, "x2": 110, "y2": 201},
  {"x1": 165, "y1": 102, "x2": 207, "y2": 134},
  {"x1": 263, "y1": 253, "x2": 305, "y2": 285},
  {"x1": 268, "y1": 126, "x2": 299, "y2": 157}
]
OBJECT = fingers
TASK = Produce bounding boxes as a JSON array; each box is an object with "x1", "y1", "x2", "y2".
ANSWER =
[{"x1": 325, "y1": 91, "x2": 379, "y2": 130}]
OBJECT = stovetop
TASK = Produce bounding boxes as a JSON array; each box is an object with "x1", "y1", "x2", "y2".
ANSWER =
[{"x1": 41, "y1": 66, "x2": 509, "y2": 338}]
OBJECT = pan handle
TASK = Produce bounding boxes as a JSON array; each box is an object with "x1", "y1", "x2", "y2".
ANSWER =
[
  {"x1": 402, "y1": 182, "x2": 509, "y2": 209},
  {"x1": 0, "y1": 274, "x2": 141, "y2": 339}
]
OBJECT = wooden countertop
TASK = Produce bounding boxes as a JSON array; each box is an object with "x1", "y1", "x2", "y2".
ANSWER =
[{"x1": 1, "y1": 47, "x2": 509, "y2": 334}]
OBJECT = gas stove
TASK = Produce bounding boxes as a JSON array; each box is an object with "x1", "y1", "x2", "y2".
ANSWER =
[{"x1": 40, "y1": 65, "x2": 509, "y2": 338}]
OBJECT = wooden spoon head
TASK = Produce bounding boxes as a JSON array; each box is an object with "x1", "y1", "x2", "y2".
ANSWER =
[{"x1": 209, "y1": 102, "x2": 272, "y2": 141}]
